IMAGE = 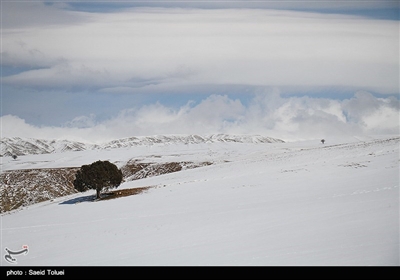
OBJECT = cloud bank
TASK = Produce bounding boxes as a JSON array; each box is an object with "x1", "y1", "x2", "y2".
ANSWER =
[
  {"x1": 2, "y1": 5, "x2": 398, "y2": 94},
  {"x1": 2, "y1": 3, "x2": 398, "y2": 142},
  {"x1": 2, "y1": 92, "x2": 398, "y2": 143}
]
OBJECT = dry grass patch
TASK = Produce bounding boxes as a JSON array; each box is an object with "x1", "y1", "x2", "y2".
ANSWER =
[
  {"x1": 99, "y1": 186, "x2": 152, "y2": 201},
  {"x1": 0, "y1": 167, "x2": 79, "y2": 213}
]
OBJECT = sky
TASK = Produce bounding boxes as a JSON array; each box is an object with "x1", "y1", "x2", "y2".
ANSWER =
[{"x1": 1, "y1": 0, "x2": 399, "y2": 143}]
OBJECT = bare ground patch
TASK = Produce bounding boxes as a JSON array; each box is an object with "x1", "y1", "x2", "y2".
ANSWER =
[
  {"x1": 99, "y1": 186, "x2": 152, "y2": 201},
  {"x1": 0, "y1": 167, "x2": 79, "y2": 213}
]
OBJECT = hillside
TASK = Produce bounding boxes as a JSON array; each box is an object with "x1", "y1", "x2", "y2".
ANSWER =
[
  {"x1": 1, "y1": 134, "x2": 278, "y2": 212},
  {"x1": 1, "y1": 136, "x2": 398, "y2": 266},
  {"x1": 0, "y1": 161, "x2": 212, "y2": 213}
]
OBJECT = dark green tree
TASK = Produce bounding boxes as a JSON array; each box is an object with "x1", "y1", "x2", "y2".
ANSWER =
[{"x1": 73, "y1": 160, "x2": 123, "y2": 199}]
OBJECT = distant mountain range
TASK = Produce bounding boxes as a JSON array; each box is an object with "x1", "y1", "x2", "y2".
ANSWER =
[{"x1": 1, "y1": 134, "x2": 284, "y2": 157}]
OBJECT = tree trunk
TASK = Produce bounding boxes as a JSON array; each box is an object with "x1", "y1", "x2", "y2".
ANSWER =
[{"x1": 96, "y1": 188, "x2": 101, "y2": 199}]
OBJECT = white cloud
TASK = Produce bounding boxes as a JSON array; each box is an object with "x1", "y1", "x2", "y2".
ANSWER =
[
  {"x1": 342, "y1": 92, "x2": 400, "y2": 134},
  {"x1": 2, "y1": 7, "x2": 398, "y2": 93},
  {"x1": 65, "y1": 114, "x2": 97, "y2": 129},
  {"x1": 4, "y1": 62, "x2": 113, "y2": 91},
  {"x1": 2, "y1": 4, "x2": 398, "y2": 141},
  {"x1": 2, "y1": 93, "x2": 398, "y2": 143}
]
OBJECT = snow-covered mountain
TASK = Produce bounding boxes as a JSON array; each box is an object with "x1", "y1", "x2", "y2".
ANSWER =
[
  {"x1": 1, "y1": 134, "x2": 284, "y2": 157},
  {"x1": 0, "y1": 138, "x2": 88, "y2": 157}
]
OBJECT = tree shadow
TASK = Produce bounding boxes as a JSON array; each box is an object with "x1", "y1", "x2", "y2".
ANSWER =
[
  {"x1": 59, "y1": 186, "x2": 153, "y2": 205},
  {"x1": 59, "y1": 194, "x2": 96, "y2": 205}
]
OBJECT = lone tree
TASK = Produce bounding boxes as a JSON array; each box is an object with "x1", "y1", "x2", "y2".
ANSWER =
[{"x1": 73, "y1": 160, "x2": 123, "y2": 199}]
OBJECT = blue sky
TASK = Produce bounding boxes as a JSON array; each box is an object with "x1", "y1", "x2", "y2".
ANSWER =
[
  {"x1": 1, "y1": 1, "x2": 399, "y2": 142},
  {"x1": 64, "y1": 1, "x2": 400, "y2": 20}
]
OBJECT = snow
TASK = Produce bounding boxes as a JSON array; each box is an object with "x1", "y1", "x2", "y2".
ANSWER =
[{"x1": 1, "y1": 136, "x2": 399, "y2": 266}]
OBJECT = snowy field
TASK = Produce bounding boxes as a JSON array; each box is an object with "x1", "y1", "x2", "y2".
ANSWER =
[{"x1": 1, "y1": 136, "x2": 399, "y2": 266}]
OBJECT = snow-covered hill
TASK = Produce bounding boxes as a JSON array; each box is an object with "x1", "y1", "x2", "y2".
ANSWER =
[
  {"x1": 1, "y1": 136, "x2": 398, "y2": 266},
  {"x1": 0, "y1": 138, "x2": 88, "y2": 157},
  {"x1": 1, "y1": 134, "x2": 283, "y2": 212},
  {"x1": 0, "y1": 161, "x2": 212, "y2": 213},
  {"x1": 0, "y1": 134, "x2": 284, "y2": 157}
]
